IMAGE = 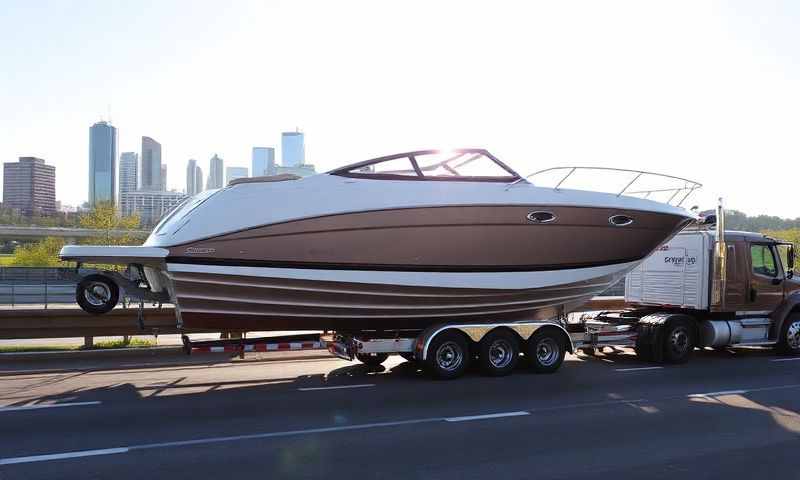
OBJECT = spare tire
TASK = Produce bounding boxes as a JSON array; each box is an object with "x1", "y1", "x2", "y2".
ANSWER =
[{"x1": 76, "y1": 274, "x2": 119, "y2": 314}]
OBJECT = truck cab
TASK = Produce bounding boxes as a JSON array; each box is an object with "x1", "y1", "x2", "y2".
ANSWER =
[{"x1": 574, "y1": 224, "x2": 800, "y2": 363}]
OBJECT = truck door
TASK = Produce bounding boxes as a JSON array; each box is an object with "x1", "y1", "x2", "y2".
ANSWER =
[{"x1": 747, "y1": 243, "x2": 785, "y2": 312}]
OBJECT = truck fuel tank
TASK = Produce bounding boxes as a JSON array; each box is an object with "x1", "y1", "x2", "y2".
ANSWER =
[{"x1": 700, "y1": 320, "x2": 742, "y2": 347}]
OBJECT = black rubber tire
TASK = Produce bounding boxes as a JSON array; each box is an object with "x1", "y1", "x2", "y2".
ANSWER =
[
  {"x1": 76, "y1": 274, "x2": 119, "y2": 315},
  {"x1": 776, "y1": 314, "x2": 800, "y2": 355},
  {"x1": 425, "y1": 330, "x2": 470, "y2": 380},
  {"x1": 478, "y1": 329, "x2": 520, "y2": 377},
  {"x1": 355, "y1": 352, "x2": 389, "y2": 366},
  {"x1": 527, "y1": 329, "x2": 566, "y2": 374},
  {"x1": 662, "y1": 317, "x2": 695, "y2": 364}
]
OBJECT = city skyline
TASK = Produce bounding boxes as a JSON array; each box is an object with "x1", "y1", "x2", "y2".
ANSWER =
[
  {"x1": 88, "y1": 121, "x2": 116, "y2": 206},
  {"x1": 1, "y1": 2, "x2": 799, "y2": 217}
]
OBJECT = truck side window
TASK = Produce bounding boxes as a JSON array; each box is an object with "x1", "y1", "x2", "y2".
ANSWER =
[{"x1": 751, "y1": 244, "x2": 777, "y2": 277}]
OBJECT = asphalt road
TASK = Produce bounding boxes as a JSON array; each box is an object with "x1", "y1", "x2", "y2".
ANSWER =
[{"x1": 2, "y1": 347, "x2": 800, "y2": 480}]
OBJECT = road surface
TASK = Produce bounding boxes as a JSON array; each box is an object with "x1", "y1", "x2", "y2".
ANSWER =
[{"x1": 1, "y1": 347, "x2": 799, "y2": 479}]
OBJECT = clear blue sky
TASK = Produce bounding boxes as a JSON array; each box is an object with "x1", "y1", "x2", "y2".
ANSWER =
[{"x1": 1, "y1": 0, "x2": 798, "y2": 217}]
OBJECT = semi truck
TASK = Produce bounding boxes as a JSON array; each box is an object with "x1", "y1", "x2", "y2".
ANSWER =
[{"x1": 321, "y1": 205, "x2": 799, "y2": 378}]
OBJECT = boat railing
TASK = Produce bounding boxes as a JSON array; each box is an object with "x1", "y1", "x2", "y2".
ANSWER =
[{"x1": 506, "y1": 166, "x2": 702, "y2": 207}]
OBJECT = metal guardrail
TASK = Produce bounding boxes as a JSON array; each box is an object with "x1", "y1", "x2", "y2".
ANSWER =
[
  {"x1": 0, "y1": 284, "x2": 75, "y2": 308},
  {"x1": 0, "y1": 298, "x2": 628, "y2": 340}
]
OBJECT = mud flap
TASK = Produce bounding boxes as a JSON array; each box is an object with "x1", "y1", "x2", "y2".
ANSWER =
[{"x1": 635, "y1": 314, "x2": 669, "y2": 363}]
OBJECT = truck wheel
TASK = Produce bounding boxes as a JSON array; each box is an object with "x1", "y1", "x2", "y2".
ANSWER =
[
  {"x1": 478, "y1": 329, "x2": 519, "y2": 376},
  {"x1": 425, "y1": 330, "x2": 470, "y2": 380},
  {"x1": 76, "y1": 275, "x2": 119, "y2": 315},
  {"x1": 527, "y1": 329, "x2": 566, "y2": 374},
  {"x1": 356, "y1": 352, "x2": 389, "y2": 366},
  {"x1": 776, "y1": 314, "x2": 800, "y2": 355},
  {"x1": 662, "y1": 317, "x2": 694, "y2": 364}
]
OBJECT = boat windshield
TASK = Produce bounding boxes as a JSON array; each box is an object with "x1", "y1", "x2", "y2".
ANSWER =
[{"x1": 330, "y1": 149, "x2": 520, "y2": 182}]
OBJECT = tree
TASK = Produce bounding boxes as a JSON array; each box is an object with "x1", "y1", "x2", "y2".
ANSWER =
[
  {"x1": 79, "y1": 202, "x2": 144, "y2": 245},
  {"x1": 11, "y1": 237, "x2": 67, "y2": 267}
]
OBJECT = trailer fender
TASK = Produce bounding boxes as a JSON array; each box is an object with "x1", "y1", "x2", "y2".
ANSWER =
[
  {"x1": 417, "y1": 322, "x2": 572, "y2": 361},
  {"x1": 770, "y1": 291, "x2": 800, "y2": 341}
]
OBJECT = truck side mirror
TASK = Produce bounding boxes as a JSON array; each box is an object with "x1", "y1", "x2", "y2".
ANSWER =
[{"x1": 789, "y1": 246, "x2": 795, "y2": 279}]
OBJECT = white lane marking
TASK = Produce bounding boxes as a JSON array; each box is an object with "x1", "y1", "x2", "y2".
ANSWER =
[
  {"x1": 298, "y1": 384, "x2": 375, "y2": 392},
  {"x1": 0, "y1": 447, "x2": 129, "y2": 466},
  {"x1": 687, "y1": 389, "x2": 747, "y2": 398},
  {"x1": 444, "y1": 411, "x2": 530, "y2": 423},
  {"x1": 615, "y1": 366, "x2": 664, "y2": 372},
  {"x1": 0, "y1": 401, "x2": 101, "y2": 413},
  {"x1": 771, "y1": 357, "x2": 800, "y2": 362}
]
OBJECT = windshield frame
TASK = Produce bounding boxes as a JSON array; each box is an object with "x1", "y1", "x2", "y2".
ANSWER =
[{"x1": 329, "y1": 149, "x2": 521, "y2": 182}]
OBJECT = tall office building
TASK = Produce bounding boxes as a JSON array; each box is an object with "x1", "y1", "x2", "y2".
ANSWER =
[
  {"x1": 119, "y1": 152, "x2": 138, "y2": 197},
  {"x1": 3, "y1": 157, "x2": 56, "y2": 216},
  {"x1": 225, "y1": 166, "x2": 248, "y2": 185},
  {"x1": 120, "y1": 190, "x2": 187, "y2": 226},
  {"x1": 281, "y1": 131, "x2": 305, "y2": 167},
  {"x1": 275, "y1": 164, "x2": 317, "y2": 178},
  {"x1": 252, "y1": 147, "x2": 276, "y2": 177},
  {"x1": 160, "y1": 164, "x2": 168, "y2": 191},
  {"x1": 206, "y1": 154, "x2": 224, "y2": 189},
  {"x1": 140, "y1": 136, "x2": 162, "y2": 190},
  {"x1": 186, "y1": 159, "x2": 204, "y2": 196},
  {"x1": 89, "y1": 121, "x2": 117, "y2": 205}
]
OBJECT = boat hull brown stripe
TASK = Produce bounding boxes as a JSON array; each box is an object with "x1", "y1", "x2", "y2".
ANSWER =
[{"x1": 168, "y1": 205, "x2": 690, "y2": 269}]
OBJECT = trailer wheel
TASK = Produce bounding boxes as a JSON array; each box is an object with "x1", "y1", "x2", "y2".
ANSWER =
[
  {"x1": 662, "y1": 317, "x2": 694, "y2": 364},
  {"x1": 76, "y1": 275, "x2": 119, "y2": 315},
  {"x1": 478, "y1": 329, "x2": 519, "y2": 376},
  {"x1": 426, "y1": 330, "x2": 470, "y2": 380},
  {"x1": 356, "y1": 352, "x2": 389, "y2": 366},
  {"x1": 776, "y1": 314, "x2": 800, "y2": 355},
  {"x1": 527, "y1": 329, "x2": 566, "y2": 374}
]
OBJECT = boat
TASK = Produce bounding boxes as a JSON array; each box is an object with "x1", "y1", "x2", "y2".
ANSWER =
[{"x1": 60, "y1": 149, "x2": 700, "y2": 332}]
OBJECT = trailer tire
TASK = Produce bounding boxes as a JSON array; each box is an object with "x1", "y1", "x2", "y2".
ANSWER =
[
  {"x1": 478, "y1": 329, "x2": 519, "y2": 377},
  {"x1": 527, "y1": 329, "x2": 566, "y2": 374},
  {"x1": 662, "y1": 316, "x2": 695, "y2": 364},
  {"x1": 76, "y1": 275, "x2": 119, "y2": 315},
  {"x1": 776, "y1": 314, "x2": 800, "y2": 355},
  {"x1": 425, "y1": 330, "x2": 470, "y2": 380},
  {"x1": 356, "y1": 352, "x2": 389, "y2": 366}
]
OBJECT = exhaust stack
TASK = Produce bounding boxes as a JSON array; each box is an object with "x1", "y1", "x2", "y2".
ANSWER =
[{"x1": 711, "y1": 198, "x2": 727, "y2": 311}]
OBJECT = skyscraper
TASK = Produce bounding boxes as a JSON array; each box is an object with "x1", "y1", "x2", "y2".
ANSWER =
[
  {"x1": 89, "y1": 120, "x2": 117, "y2": 205},
  {"x1": 120, "y1": 190, "x2": 187, "y2": 226},
  {"x1": 225, "y1": 166, "x2": 248, "y2": 185},
  {"x1": 140, "y1": 136, "x2": 162, "y2": 190},
  {"x1": 252, "y1": 147, "x2": 275, "y2": 176},
  {"x1": 3, "y1": 157, "x2": 56, "y2": 216},
  {"x1": 160, "y1": 164, "x2": 168, "y2": 191},
  {"x1": 281, "y1": 131, "x2": 305, "y2": 167},
  {"x1": 186, "y1": 159, "x2": 204, "y2": 196},
  {"x1": 119, "y1": 152, "x2": 138, "y2": 197},
  {"x1": 206, "y1": 154, "x2": 224, "y2": 189}
]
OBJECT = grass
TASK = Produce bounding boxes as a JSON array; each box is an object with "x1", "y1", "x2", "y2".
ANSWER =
[{"x1": 0, "y1": 337, "x2": 157, "y2": 353}]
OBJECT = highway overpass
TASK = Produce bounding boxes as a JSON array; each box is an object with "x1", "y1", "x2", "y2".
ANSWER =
[{"x1": 0, "y1": 225, "x2": 151, "y2": 242}]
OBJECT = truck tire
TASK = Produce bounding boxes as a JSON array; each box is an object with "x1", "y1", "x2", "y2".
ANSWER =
[
  {"x1": 527, "y1": 329, "x2": 566, "y2": 374},
  {"x1": 76, "y1": 274, "x2": 119, "y2": 315},
  {"x1": 356, "y1": 352, "x2": 389, "y2": 366},
  {"x1": 425, "y1": 330, "x2": 470, "y2": 380},
  {"x1": 478, "y1": 329, "x2": 519, "y2": 376},
  {"x1": 662, "y1": 316, "x2": 695, "y2": 364},
  {"x1": 776, "y1": 314, "x2": 800, "y2": 355}
]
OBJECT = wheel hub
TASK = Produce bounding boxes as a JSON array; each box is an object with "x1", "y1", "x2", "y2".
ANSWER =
[
  {"x1": 787, "y1": 321, "x2": 800, "y2": 350},
  {"x1": 85, "y1": 282, "x2": 111, "y2": 306},
  {"x1": 488, "y1": 339, "x2": 513, "y2": 368},
  {"x1": 536, "y1": 338, "x2": 559, "y2": 367},
  {"x1": 436, "y1": 341, "x2": 463, "y2": 372}
]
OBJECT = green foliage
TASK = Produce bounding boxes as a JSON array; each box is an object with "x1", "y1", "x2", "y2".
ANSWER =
[
  {"x1": 78, "y1": 201, "x2": 144, "y2": 245},
  {"x1": 10, "y1": 237, "x2": 67, "y2": 267},
  {"x1": 725, "y1": 210, "x2": 800, "y2": 232}
]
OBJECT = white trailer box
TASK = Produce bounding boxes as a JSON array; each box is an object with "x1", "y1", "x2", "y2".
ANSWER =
[{"x1": 625, "y1": 231, "x2": 712, "y2": 310}]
